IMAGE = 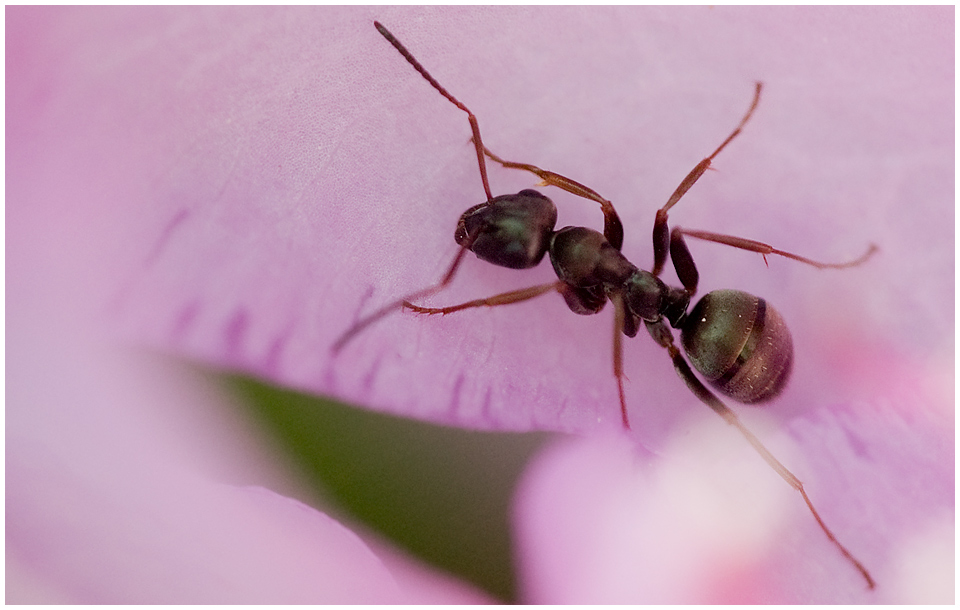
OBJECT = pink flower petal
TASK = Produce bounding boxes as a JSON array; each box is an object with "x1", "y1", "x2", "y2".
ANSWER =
[{"x1": 10, "y1": 8, "x2": 950, "y2": 431}]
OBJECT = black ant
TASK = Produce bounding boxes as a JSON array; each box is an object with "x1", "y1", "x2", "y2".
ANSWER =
[{"x1": 334, "y1": 21, "x2": 877, "y2": 590}]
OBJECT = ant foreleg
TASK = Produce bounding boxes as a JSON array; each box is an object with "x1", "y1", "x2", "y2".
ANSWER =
[
  {"x1": 676, "y1": 228, "x2": 878, "y2": 269},
  {"x1": 645, "y1": 319, "x2": 876, "y2": 590},
  {"x1": 653, "y1": 83, "x2": 762, "y2": 276},
  {"x1": 403, "y1": 281, "x2": 564, "y2": 316},
  {"x1": 332, "y1": 236, "x2": 479, "y2": 353},
  {"x1": 478, "y1": 143, "x2": 624, "y2": 251}
]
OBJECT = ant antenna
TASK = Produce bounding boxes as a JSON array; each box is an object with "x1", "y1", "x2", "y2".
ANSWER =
[{"x1": 374, "y1": 21, "x2": 493, "y2": 201}]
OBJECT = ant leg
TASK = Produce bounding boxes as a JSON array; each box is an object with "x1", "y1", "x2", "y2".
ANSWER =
[
  {"x1": 665, "y1": 226, "x2": 877, "y2": 297},
  {"x1": 408, "y1": 283, "x2": 632, "y2": 430},
  {"x1": 479, "y1": 144, "x2": 624, "y2": 251},
  {"x1": 676, "y1": 228, "x2": 878, "y2": 269},
  {"x1": 653, "y1": 83, "x2": 763, "y2": 277},
  {"x1": 375, "y1": 21, "x2": 493, "y2": 200},
  {"x1": 645, "y1": 319, "x2": 876, "y2": 590},
  {"x1": 332, "y1": 233, "x2": 480, "y2": 353},
  {"x1": 669, "y1": 227, "x2": 699, "y2": 294},
  {"x1": 612, "y1": 296, "x2": 631, "y2": 429},
  {"x1": 403, "y1": 281, "x2": 563, "y2": 315}
]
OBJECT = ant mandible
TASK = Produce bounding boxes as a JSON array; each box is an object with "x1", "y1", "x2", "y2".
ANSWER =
[{"x1": 334, "y1": 21, "x2": 877, "y2": 589}]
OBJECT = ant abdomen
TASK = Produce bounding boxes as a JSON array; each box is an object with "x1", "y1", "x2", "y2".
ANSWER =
[{"x1": 681, "y1": 289, "x2": 794, "y2": 403}]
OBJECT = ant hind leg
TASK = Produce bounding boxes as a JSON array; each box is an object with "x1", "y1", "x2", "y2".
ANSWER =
[{"x1": 645, "y1": 318, "x2": 876, "y2": 590}]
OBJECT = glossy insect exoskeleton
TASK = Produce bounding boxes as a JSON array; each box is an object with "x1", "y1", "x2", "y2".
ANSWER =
[
  {"x1": 333, "y1": 21, "x2": 878, "y2": 589},
  {"x1": 681, "y1": 289, "x2": 793, "y2": 403}
]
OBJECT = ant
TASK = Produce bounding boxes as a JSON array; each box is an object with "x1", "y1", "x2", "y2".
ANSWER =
[{"x1": 334, "y1": 21, "x2": 878, "y2": 590}]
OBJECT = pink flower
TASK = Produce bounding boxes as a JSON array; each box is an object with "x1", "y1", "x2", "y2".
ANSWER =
[{"x1": 8, "y1": 7, "x2": 952, "y2": 603}]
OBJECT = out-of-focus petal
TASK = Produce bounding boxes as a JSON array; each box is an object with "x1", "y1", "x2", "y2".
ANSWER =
[
  {"x1": 513, "y1": 350, "x2": 953, "y2": 603},
  {"x1": 6, "y1": 292, "x2": 403, "y2": 602}
]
